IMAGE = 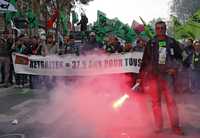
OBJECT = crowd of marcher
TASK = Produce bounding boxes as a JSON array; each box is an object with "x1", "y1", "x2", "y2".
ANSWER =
[
  {"x1": 1, "y1": 20, "x2": 200, "y2": 135},
  {"x1": 176, "y1": 38, "x2": 200, "y2": 93},
  {"x1": 0, "y1": 22, "x2": 199, "y2": 94},
  {"x1": 0, "y1": 27, "x2": 146, "y2": 89}
]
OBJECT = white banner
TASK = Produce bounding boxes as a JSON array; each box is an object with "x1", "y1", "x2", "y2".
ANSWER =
[{"x1": 12, "y1": 52, "x2": 143, "y2": 76}]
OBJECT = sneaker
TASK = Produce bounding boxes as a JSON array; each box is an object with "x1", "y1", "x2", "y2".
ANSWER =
[
  {"x1": 2, "y1": 83, "x2": 11, "y2": 88},
  {"x1": 172, "y1": 127, "x2": 185, "y2": 135},
  {"x1": 19, "y1": 85, "x2": 23, "y2": 88},
  {"x1": 15, "y1": 85, "x2": 20, "y2": 88}
]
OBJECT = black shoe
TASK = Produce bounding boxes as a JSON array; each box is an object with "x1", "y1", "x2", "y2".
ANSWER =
[
  {"x1": 9, "y1": 81, "x2": 14, "y2": 85},
  {"x1": 2, "y1": 84, "x2": 9, "y2": 88},
  {"x1": 0, "y1": 81, "x2": 4, "y2": 84}
]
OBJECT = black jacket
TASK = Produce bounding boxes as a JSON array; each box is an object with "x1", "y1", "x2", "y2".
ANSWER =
[
  {"x1": 77, "y1": 15, "x2": 88, "y2": 32},
  {"x1": 141, "y1": 35, "x2": 182, "y2": 74}
]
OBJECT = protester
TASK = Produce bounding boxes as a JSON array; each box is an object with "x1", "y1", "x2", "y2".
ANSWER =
[
  {"x1": 182, "y1": 39, "x2": 194, "y2": 67},
  {"x1": 0, "y1": 29, "x2": 13, "y2": 88},
  {"x1": 190, "y1": 40, "x2": 200, "y2": 93},
  {"x1": 132, "y1": 38, "x2": 147, "y2": 93},
  {"x1": 62, "y1": 34, "x2": 80, "y2": 56},
  {"x1": 77, "y1": 13, "x2": 88, "y2": 32},
  {"x1": 37, "y1": 33, "x2": 46, "y2": 55},
  {"x1": 77, "y1": 13, "x2": 88, "y2": 40},
  {"x1": 29, "y1": 36, "x2": 41, "y2": 89},
  {"x1": 141, "y1": 21, "x2": 184, "y2": 135},
  {"x1": 81, "y1": 32, "x2": 103, "y2": 54},
  {"x1": 176, "y1": 38, "x2": 194, "y2": 93},
  {"x1": 41, "y1": 33, "x2": 59, "y2": 89},
  {"x1": 11, "y1": 35, "x2": 26, "y2": 88},
  {"x1": 104, "y1": 35, "x2": 123, "y2": 53},
  {"x1": 1, "y1": 29, "x2": 14, "y2": 86},
  {"x1": 41, "y1": 33, "x2": 59, "y2": 56},
  {"x1": 134, "y1": 38, "x2": 147, "y2": 52},
  {"x1": 123, "y1": 42, "x2": 133, "y2": 52}
]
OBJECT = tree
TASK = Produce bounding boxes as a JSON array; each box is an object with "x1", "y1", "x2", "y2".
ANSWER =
[{"x1": 170, "y1": 0, "x2": 200, "y2": 22}]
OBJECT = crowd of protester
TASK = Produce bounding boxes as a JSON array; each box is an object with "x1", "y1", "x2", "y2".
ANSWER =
[
  {"x1": 0, "y1": 27, "x2": 146, "y2": 89},
  {"x1": 176, "y1": 38, "x2": 200, "y2": 93},
  {"x1": 0, "y1": 27, "x2": 199, "y2": 94}
]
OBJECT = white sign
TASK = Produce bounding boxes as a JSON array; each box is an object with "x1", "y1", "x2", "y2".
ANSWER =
[{"x1": 12, "y1": 52, "x2": 143, "y2": 76}]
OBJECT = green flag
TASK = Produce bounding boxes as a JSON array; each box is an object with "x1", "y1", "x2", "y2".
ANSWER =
[
  {"x1": 93, "y1": 10, "x2": 136, "y2": 43},
  {"x1": 139, "y1": 16, "x2": 155, "y2": 39},
  {"x1": 26, "y1": 9, "x2": 39, "y2": 28},
  {"x1": 174, "y1": 9, "x2": 200, "y2": 39},
  {"x1": 174, "y1": 25, "x2": 195, "y2": 39},
  {"x1": 185, "y1": 9, "x2": 200, "y2": 39},
  {"x1": 60, "y1": 9, "x2": 69, "y2": 34},
  {"x1": 92, "y1": 11, "x2": 109, "y2": 43},
  {"x1": 113, "y1": 19, "x2": 123, "y2": 33},
  {"x1": 5, "y1": 0, "x2": 18, "y2": 25},
  {"x1": 10, "y1": 0, "x2": 16, "y2": 5},
  {"x1": 72, "y1": 10, "x2": 79, "y2": 24},
  {"x1": 171, "y1": 15, "x2": 182, "y2": 38},
  {"x1": 97, "y1": 10, "x2": 107, "y2": 26},
  {"x1": 171, "y1": 15, "x2": 182, "y2": 27},
  {"x1": 123, "y1": 24, "x2": 136, "y2": 43},
  {"x1": 188, "y1": 9, "x2": 200, "y2": 24}
]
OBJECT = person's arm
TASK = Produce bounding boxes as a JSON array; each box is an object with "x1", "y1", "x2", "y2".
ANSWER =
[
  {"x1": 136, "y1": 40, "x2": 152, "y2": 83},
  {"x1": 55, "y1": 43, "x2": 60, "y2": 55},
  {"x1": 140, "y1": 40, "x2": 152, "y2": 72},
  {"x1": 77, "y1": 20, "x2": 81, "y2": 26},
  {"x1": 35, "y1": 45, "x2": 42, "y2": 55},
  {"x1": 173, "y1": 38, "x2": 183, "y2": 61},
  {"x1": 74, "y1": 45, "x2": 80, "y2": 56},
  {"x1": 167, "y1": 38, "x2": 183, "y2": 75},
  {"x1": 41, "y1": 45, "x2": 47, "y2": 56},
  {"x1": 11, "y1": 42, "x2": 16, "y2": 52}
]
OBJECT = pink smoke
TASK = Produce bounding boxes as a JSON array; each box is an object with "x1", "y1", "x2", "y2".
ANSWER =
[{"x1": 33, "y1": 54, "x2": 156, "y2": 138}]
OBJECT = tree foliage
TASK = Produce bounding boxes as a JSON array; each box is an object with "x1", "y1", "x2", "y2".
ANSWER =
[{"x1": 170, "y1": 0, "x2": 200, "y2": 22}]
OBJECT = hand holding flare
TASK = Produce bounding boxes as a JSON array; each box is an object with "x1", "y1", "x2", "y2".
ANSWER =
[
  {"x1": 112, "y1": 82, "x2": 140, "y2": 109},
  {"x1": 112, "y1": 94, "x2": 129, "y2": 109}
]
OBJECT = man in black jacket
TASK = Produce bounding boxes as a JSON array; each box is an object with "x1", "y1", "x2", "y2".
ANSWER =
[
  {"x1": 141, "y1": 21, "x2": 184, "y2": 135},
  {"x1": 77, "y1": 13, "x2": 88, "y2": 32}
]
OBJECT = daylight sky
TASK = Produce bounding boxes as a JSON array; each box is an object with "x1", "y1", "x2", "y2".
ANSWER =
[{"x1": 82, "y1": 0, "x2": 172, "y2": 25}]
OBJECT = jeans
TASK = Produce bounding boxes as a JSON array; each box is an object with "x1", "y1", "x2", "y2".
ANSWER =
[
  {"x1": 15, "y1": 74, "x2": 25, "y2": 86},
  {"x1": 144, "y1": 73, "x2": 180, "y2": 129},
  {"x1": 0, "y1": 57, "x2": 11, "y2": 84},
  {"x1": 191, "y1": 70, "x2": 200, "y2": 92}
]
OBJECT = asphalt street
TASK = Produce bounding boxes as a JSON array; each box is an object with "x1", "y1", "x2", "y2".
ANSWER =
[{"x1": 0, "y1": 85, "x2": 200, "y2": 138}]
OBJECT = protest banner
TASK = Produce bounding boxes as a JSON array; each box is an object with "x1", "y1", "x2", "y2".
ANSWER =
[{"x1": 12, "y1": 52, "x2": 143, "y2": 76}]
